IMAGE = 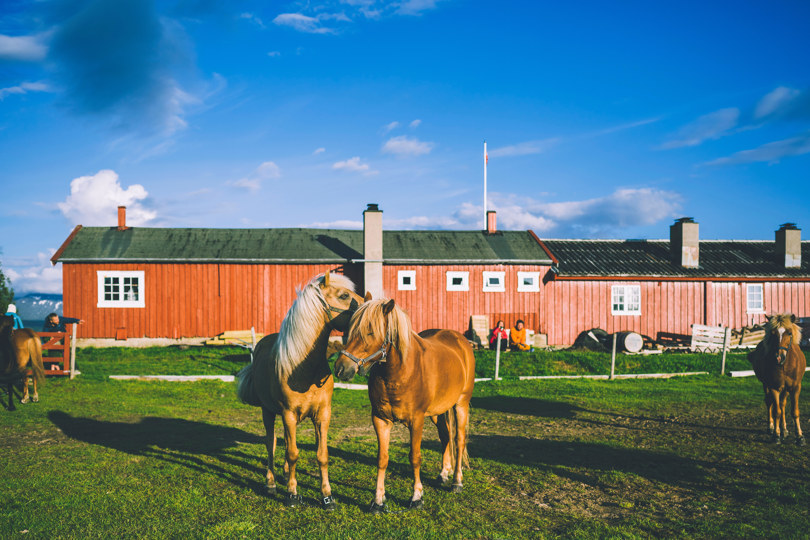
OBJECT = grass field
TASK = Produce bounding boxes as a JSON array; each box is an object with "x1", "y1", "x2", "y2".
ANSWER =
[{"x1": 1, "y1": 346, "x2": 809, "y2": 538}]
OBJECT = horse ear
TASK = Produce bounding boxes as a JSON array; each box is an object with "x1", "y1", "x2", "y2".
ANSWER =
[
  {"x1": 364, "y1": 291, "x2": 373, "y2": 301},
  {"x1": 791, "y1": 313, "x2": 796, "y2": 323},
  {"x1": 322, "y1": 271, "x2": 331, "y2": 288},
  {"x1": 383, "y1": 299, "x2": 396, "y2": 315}
]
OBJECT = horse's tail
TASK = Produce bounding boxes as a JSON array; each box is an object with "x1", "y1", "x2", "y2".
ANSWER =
[
  {"x1": 27, "y1": 335, "x2": 45, "y2": 385},
  {"x1": 236, "y1": 363, "x2": 261, "y2": 407},
  {"x1": 444, "y1": 406, "x2": 470, "y2": 470}
]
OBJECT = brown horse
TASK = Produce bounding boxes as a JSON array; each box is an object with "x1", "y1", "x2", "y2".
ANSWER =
[
  {"x1": 748, "y1": 313, "x2": 806, "y2": 445},
  {"x1": 0, "y1": 315, "x2": 45, "y2": 411},
  {"x1": 236, "y1": 272, "x2": 365, "y2": 510},
  {"x1": 334, "y1": 299, "x2": 476, "y2": 513}
]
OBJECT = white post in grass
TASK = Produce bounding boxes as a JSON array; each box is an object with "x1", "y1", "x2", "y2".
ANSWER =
[
  {"x1": 494, "y1": 333, "x2": 501, "y2": 381},
  {"x1": 70, "y1": 323, "x2": 78, "y2": 379},
  {"x1": 720, "y1": 327, "x2": 731, "y2": 376},
  {"x1": 610, "y1": 333, "x2": 617, "y2": 380}
]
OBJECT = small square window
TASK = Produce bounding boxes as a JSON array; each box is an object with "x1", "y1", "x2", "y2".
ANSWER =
[
  {"x1": 611, "y1": 285, "x2": 641, "y2": 315},
  {"x1": 98, "y1": 271, "x2": 145, "y2": 308},
  {"x1": 446, "y1": 271, "x2": 469, "y2": 292},
  {"x1": 482, "y1": 271, "x2": 505, "y2": 292},
  {"x1": 517, "y1": 271, "x2": 540, "y2": 292},
  {"x1": 747, "y1": 283, "x2": 764, "y2": 313},
  {"x1": 398, "y1": 270, "x2": 416, "y2": 291}
]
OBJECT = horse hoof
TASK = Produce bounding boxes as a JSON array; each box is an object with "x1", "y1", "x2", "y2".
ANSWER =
[
  {"x1": 451, "y1": 483, "x2": 463, "y2": 493},
  {"x1": 284, "y1": 493, "x2": 303, "y2": 507},
  {"x1": 408, "y1": 498, "x2": 423, "y2": 510},
  {"x1": 368, "y1": 501, "x2": 386, "y2": 515},
  {"x1": 773, "y1": 436, "x2": 782, "y2": 445},
  {"x1": 265, "y1": 485, "x2": 277, "y2": 497},
  {"x1": 32, "y1": 396, "x2": 39, "y2": 403},
  {"x1": 798, "y1": 436, "x2": 806, "y2": 447},
  {"x1": 437, "y1": 473, "x2": 451, "y2": 486},
  {"x1": 322, "y1": 496, "x2": 337, "y2": 511},
  {"x1": 20, "y1": 397, "x2": 29, "y2": 404}
]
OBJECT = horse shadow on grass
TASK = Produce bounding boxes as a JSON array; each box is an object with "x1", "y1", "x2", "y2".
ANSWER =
[
  {"x1": 48, "y1": 411, "x2": 267, "y2": 493},
  {"x1": 470, "y1": 396, "x2": 584, "y2": 418}
]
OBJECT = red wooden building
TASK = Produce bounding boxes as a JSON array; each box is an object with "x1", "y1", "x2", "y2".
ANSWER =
[{"x1": 52, "y1": 206, "x2": 810, "y2": 346}]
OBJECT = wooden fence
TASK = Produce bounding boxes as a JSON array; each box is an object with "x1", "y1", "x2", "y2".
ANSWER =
[{"x1": 40, "y1": 330, "x2": 73, "y2": 377}]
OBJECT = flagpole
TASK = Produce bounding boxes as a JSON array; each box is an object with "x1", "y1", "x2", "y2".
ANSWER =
[{"x1": 483, "y1": 140, "x2": 487, "y2": 230}]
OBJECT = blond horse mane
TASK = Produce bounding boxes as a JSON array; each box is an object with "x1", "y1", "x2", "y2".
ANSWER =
[
  {"x1": 347, "y1": 299, "x2": 412, "y2": 360},
  {"x1": 766, "y1": 313, "x2": 803, "y2": 343},
  {"x1": 274, "y1": 273, "x2": 356, "y2": 379}
]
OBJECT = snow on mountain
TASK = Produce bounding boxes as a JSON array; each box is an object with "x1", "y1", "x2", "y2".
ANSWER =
[{"x1": 14, "y1": 293, "x2": 63, "y2": 325}]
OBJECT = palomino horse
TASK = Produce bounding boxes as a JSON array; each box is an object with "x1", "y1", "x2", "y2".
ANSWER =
[
  {"x1": 236, "y1": 272, "x2": 365, "y2": 510},
  {"x1": 334, "y1": 299, "x2": 476, "y2": 513},
  {"x1": 0, "y1": 315, "x2": 45, "y2": 411},
  {"x1": 748, "y1": 313, "x2": 806, "y2": 445}
]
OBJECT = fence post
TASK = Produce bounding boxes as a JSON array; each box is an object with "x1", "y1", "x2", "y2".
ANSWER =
[
  {"x1": 70, "y1": 324, "x2": 78, "y2": 379},
  {"x1": 494, "y1": 334, "x2": 502, "y2": 381},
  {"x1": 610, "y1": 333, "x2": 617, "y2": 380},
  {"x1": 720, "y1": 327, "x2": 730, "y2": 376}
]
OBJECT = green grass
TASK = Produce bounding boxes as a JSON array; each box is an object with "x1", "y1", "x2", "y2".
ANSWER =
[{"x1": 2, "y1": 347, "x2": 809, "y2": 538}]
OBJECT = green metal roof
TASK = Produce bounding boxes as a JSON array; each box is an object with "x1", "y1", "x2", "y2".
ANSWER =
[{"x1": 53, "y1": 227, "x2": 554, "y2": 264}]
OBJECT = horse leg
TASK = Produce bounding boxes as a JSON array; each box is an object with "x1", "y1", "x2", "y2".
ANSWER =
[
  {"x1": 779, "y1": 391, "x2": 789, "y2": 440},
  {"x1": 451, "y1": 404, "x2": 470, "y2": 492},
  {"x1": 764, "y1": 390, "x2": 774, "y2": 435},
  {"x1": 261, "y1": 408, "x2": 278, "y2": 495},
  {"x1": 431, "y1": 415, "x2": 452, "y2": 485},
  {"x1": 769, "y1": 389, "x2": 783, "y2": 443},
  {"x1": 281, "y1": 411, "x2": 302, "y2": 507},
  {"x1": 6, "y1": 382, "x2": 15, "y2": 412},
  {"x1": 313, "y1": 407, "x2": 336, "y2": 511},
  {"x1": 791, "y1": 387, "x2": 805, "y2": 446},
  {"x1": 407, "y1": 416, "x2": 425, "y2": 509},
  {"x1": 370, "y1": 415, "x2": 392, "y2": 513},
  {"x1": 20, "y1": 375, "x2": 30, "y2": 404}
]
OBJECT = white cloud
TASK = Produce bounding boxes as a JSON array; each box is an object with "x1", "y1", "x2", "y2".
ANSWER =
[
  {"x1": 396, "y1": 0, "x2": 441, "y2": 15},
  {"x1": 660, "y1": 108, "x2": 740, "y2": 149},
  {"x1": 488, "y1": 138, "x2": 559, "y2": 158},
  {"x1": 5, "y1": 252, "x2": 63, "y2": 295},
  {"x1": 755, "y1": 86, "x2": 800, "y2": 119},
  {"x1": 332, "y1": 156, "x2": 377, "y2": 175},
  {"x1": 57, "y1": 170, "x2": 156, "y2": 226},
  {"x1": 704, "y1": 133, "x2": 810, "y2": 166},
  {"x1": 382, "y1": 121, "x2": 400, "y2": 133},
  {"x1": 0, "y1": 81, "x2": 51, "y2": 100},
  {"x1": 231, "y1": 161, "x2": 282, "y2": 191},
  {"x1": 267, "y1": 51, "x2": 281, "y2": 57},
  {"x1": 409, "y1": 119, "x2": 422, "y2": 128},
  {"x1": 273, "y1": 13, "x2": 335, "y2": 34},
  {"x1": 240, "y1": 12, "x2": 265, "y2": 28},
  {"x1": 313, "y1": 147, "x2": 326, "y2": 155},
  {"x1": 0, "y1": 33, "x2": 48, "y2": 62},
  {"x1": 382, "y1": 135, "x2": 434, "y2": 156}
]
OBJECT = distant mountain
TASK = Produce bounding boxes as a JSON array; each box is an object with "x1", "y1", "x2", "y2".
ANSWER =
[{"x1": 14, "y1": 293, "x2": 64, "y2": 326}]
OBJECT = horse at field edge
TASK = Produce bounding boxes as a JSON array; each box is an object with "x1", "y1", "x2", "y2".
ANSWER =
[
  {"x1": 333, "y1": 298, "x2": 476, "y2": 514},
  {"x1": 748, "y1": 313, "x2": 806, "y2": 445},
  {"x1": 0, "y1": 315, "x2": 45, "y2": 411},
  {"x1": 236, "y1": 272, "x2": 366, "y2": 510}
]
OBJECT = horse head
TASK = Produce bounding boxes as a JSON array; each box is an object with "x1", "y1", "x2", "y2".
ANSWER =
[
  {"x1": 765, "y1": 313, "x2": 801, "y2": 366},
  {"x1": 317, "y1": 271, "x2": 367, "y2": 332},
  {"x1": 334, "y1": 299, "x2": 410, "y2": 381}
]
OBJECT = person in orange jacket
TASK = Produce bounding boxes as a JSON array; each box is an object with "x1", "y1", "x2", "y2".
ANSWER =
[{"x1": 510, "y1": 319, "x2": 531, "y2": 351}]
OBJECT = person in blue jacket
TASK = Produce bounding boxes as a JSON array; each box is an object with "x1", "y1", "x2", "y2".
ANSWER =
[{"x1": 4, "y1": 304, "x2": 24, "y2": 329}]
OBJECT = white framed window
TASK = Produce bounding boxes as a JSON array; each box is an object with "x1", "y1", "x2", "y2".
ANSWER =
[
  {"x1": 482, "y1": 271, "x2": 505, "y2": 292},
  {"x1": 747, "y1": 283, "x2": 764, "y2": 313},
  {"x1": 398, "y1": 270, "x2": 416, "y2": 291},
  {"x1": 517, "y1": 271, "x2": 541, "y2": 292},
  {"x1": 611, "y1": 285, "x2": 641, "y2": 315},
  {"x1": 97, "y1": 271, "x2": 145, "y2": 308},
  {"x1": 446, "y1": 271, "x2": 469, "y2": 292}
]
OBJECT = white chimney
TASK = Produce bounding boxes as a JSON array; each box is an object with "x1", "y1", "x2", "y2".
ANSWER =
[
  {"x1": 670, "y1": 217, "x2": 699, "y2": 268},
  {"x1": 363, "y1": 204, "x2": 383, "y2": 299},
  {"x1": 776, "y1": 223, "x2": 801, "y2": 269}
]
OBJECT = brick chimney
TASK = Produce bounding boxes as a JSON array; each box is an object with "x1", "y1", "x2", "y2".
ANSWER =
[
  {"x1": 363, "y1": 203, "x2": 383, "y2": 299},
  {"x1": 670, "y1": 217, "x2": 699, "y2": 268},
  {"x1": 775, "y1": 223, "x2": 801, "y2": 269},
  {"x1": 486, "y1": 210, "x2": 497, "y2": 234},
  {"x1": 117, "y1": 206, "x2": 128, "y2": 231}
]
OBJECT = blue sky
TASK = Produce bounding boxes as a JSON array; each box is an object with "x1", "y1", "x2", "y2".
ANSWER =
[{"x1": 1, "y1": 0, "x2": 809, "y2": 295}]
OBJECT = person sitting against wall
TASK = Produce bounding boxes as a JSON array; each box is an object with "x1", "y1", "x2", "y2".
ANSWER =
[
  {"x1": 4, "y1": 304, "x2": 24, "y2": 329},
  {"x1": 489, "y1": 320, "x2": 509, "y2": 351},
  {"x1": 509, "y1": 319, "x2": 532, "y2": 352},
  {"x1": 42, "y1": 312, "x2": 84, "y2": 333}
]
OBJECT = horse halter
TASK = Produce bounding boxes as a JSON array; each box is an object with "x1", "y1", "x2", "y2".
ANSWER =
[
  {"x1": 321, "y1": 297, "x2": 358, "y2": 328},
  {"x1": 339, "y1": 337, "x2": 391, "y2": 371},
  {"x1": 776, "y1": 333, "x2": 794, "y2": 366}
]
